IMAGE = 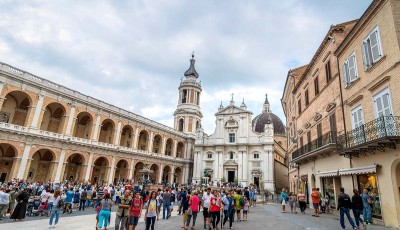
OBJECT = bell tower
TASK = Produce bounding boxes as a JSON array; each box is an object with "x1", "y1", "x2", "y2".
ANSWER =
[{"x1": 174, "y1": 53, "x2": 203, "y2": 134}]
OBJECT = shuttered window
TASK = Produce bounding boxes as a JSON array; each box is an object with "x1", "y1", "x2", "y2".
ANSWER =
[
  {"x1": 351, "y1": 106, "x2": 364, "y2": 129},
  {"x1": 362, "y1": 27, "x2": 383, "y2": 70},
  {"x1": 343, "y1": 52, "x2": 358, "y2": 87},
  {"x1": 373, "y1": 88, "x2": 392, "y2": 118}
]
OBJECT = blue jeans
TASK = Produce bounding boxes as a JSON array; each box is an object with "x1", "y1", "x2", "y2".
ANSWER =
[
  {"x1": 340, "y1": 208, "x2": 356, "y2": 229},
  {"x1": 363, "y1": 206, "x2": 372, "y2": 224},
  {"x1": 98, "y1": 209, "x2": 111, "y2": 228},
  {"x1": 49, "y1": 207, "x2": 60, "y2": 226},
  {"x1": 352, "y1": 209, "x2": 364, "y2": 227},
  {"x1": 163, "y1": 202, "x2": 170, "y2": 219}
]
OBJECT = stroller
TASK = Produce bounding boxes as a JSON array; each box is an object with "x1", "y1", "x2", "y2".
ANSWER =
[{"x1": 27, "y1": 198, "x2": 41, "y2": 216}]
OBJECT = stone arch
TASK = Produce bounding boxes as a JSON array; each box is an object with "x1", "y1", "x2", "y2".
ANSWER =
[
  {"x1": 165, "y1": 138, "x2": 173, "y2": 156},
  {"x1": 119, "y1": 125, "x2": 134, "y2": 147},
  {"x1": 150, "y1": 164, "x2": 159, "y2": 184},
  {"x1": 152, "y1": 134, "x2": 162, "y2": 153},
  {"x1": 99, "y1": 119, "x2": 115, "y2": 144},
  {"x1": 91, "y1": 156, "x2": 109, "y2": 184},
  {"x1": 114, "y1": 159, "x2": 130, "y2": 184},
  {"x1": 137, "y1": 130, "x2": 149, "y2": 151},
  {"x1": 28, "y1": 149, "x2": 56, "y2": 182},
  {"x1": 0, "y1": 91, "x2": 33, "y2": 126},
  {"x1": 134, "y1": 161, "x2": 144, "y2": 183},
  {"x1": 40, "y1": 102, "x2": 67, "y2": 134},
  {"x1": 73, "y1": 112, "x2": 93, "y2": 139},
  {"x1": 162, "y1": 165, "x2": 171, "y2": 184},
  {"x1": 64, "y1": 153, "x2": 85, "y2": 182},
  {"x1": 178, "y1": 118, "x2": 184, "y2": 132},
  {"x1": 176, "y1": 141, "x2": 185, "y2": 158},
  {"x1": 0, "y1": 143, "x2": 18, "y2": 182},
  {"x1": 174, "y1": 167, "x2": 183, "y2": 184}
]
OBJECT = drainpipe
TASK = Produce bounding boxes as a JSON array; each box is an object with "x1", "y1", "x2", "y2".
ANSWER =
[{"x1": 336, "y1": 56, "x2": 354, "y2": 189}]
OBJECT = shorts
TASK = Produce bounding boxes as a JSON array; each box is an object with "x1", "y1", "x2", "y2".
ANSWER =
[
  {"x1": 129, "y1": 216, "x2": 139, "y2": 226},
  {"x1": 203, "y1": 207, "x2": 209, "y2": 218},
  {"x1": 243, "y1": 210, "x2": 248, "y2": 214},
  {"x1": 236, "y1": 209, "x2": 241, "y2": 214},
  {"x1": 313, "y1": 203, "x2": 319, "y2": 208}
]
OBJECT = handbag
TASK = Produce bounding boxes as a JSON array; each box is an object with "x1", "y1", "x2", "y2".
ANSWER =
[{"x1": 187, "y1": 207, "x2": 193, "y2": 216}]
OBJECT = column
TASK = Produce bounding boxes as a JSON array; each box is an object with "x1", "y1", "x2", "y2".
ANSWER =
[
  {"x1": 184, "y1": 143, "x2": 189, "y2": 159},
  {"x1": 54, "y1": 149, "x2": 66, "y2": 183},
  {"x1": 242, "y1": 150, "x2": 248, "y2": 185},
  {"x1": 161, "y1": 136, "x2": 166, "y2": 155},
  {"x1": 148, "y1": 131, "x2": 154, "y2": 152},
  {"x1": 173, "y1": 140, "x2": 177, "y2": 157},
  {"x1": 184, "y1": 164, "x2": 189, "y2": 184},
  {"x1": 91, "y1": 114, "x2": 101, "y2": 141},
  {"x1": 218, "y1": 151, "x2": 223, "y2": 181},
  {"x1": 114, "y1": 120, "x2": 122, "y2": 145},
  {"x1": 30, "y1": 94, "x2": 45, "y2": 129},
  {"x1": 10, "y1": 157, "x2": 21, "y2": 179},
  {"x1": 192, "y1": 152, "x2": 198, "y2": 182},
  {"x1": 108, "y1": 157, "x2": 116, "y2": 185},
  {"x1": 133, "y1": 127, "x2": 139, "y2": 149},
  {"x1": 17, "y1": 144, "x2": 32, "y2": 179},
  {"x1": 84, "y1": 152, "x2": 94, "y2": 181},
  {"x1": 184, "y1": 117, "x2": 189, "y2": 132},
  {"x1": 169, "y1": 166, "x2": 175, "y2": 184},
  {"x1": 64, "y1": 105, "x2": 76, "y2": 136},
  {"x1": 158, "y1": 164, "x2": 164, "y2": 184},
  {"x1": 128, "y1": 158, "x2": 135, "y2": 180}
]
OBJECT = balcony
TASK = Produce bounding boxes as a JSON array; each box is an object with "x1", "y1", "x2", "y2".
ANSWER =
[
  {"x1": 337, "y1": 116, "x2": 400, "y2": 158},
  {"x1": 292, "y1": 131, "x2": 340, "y2": 163}
]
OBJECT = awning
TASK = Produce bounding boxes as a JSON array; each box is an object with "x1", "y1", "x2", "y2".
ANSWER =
[
  {"x1": 316, "y1": 170, "x2": 339, "y2": 177},
  {"x1": 338, "y1": 164, "x2": 379, "y2": 176}
]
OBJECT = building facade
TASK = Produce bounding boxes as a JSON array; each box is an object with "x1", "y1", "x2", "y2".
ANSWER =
[
  {"x1": 193, "y1": 95, "x2": 288, "y2": 192},
  {"x1": 0, "y1": 60, "x2": 195, "y2": 186},
  {"x1": 282, "y1": 0, "x2": 400, "y2": 227}
]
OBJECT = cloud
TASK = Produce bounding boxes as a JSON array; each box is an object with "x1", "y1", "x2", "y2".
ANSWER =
[{"x1": 0, "y1": 0, "x2": 372, "y2": 134}]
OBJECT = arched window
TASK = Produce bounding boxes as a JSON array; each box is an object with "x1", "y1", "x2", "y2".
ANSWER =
[
  {"x1": 207, "y1": 154, "x2": 212, "y2": 159},
  {"x1": 178, "y1": 118, "x2": 184, "y2": 131},
  {"x1": 229, "y1": 152, "x2": 234, "y2": 160}
]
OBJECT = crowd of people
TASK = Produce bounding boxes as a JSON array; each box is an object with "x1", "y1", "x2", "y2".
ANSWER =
[
  {"x1": 0, "y1": 178, "x2": 258, "y2": 230},
  {"x1": 279, "y1": 187, "x2": 374, "y2": 230}
]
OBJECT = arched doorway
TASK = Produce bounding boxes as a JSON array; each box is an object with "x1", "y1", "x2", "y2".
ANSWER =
[
  {"x1": 114, "y1": 159, "x2": 129, "y2": 184},
  {"x1": 177, "y1": 142, "x2": 184, "y2": 158},
  {"x1": 174, "y1": 167, "x2": 183, "y2": 184},
  {"x1": 137, "y1": 130, "x2": 148, "y2": 151},
  {"x1": 99, "y1": 119, "x2": 115, "y2": 144},
  {"x1": 178, "y1": 118, "x2": 184, "y2": 131},
  {"x1": 163, "y1": 166, "x2": 171, "y2": 184},
  {"x1": 0, "y1": 143, "x2": 17, "y2": 182},
  {"x1": 119, "y1": 125, "x2": 133, "y2": 148},
  {"x1": 40, "y1": 102, "x2": 66, "y2": 134},
  {"x1": 165, "y1": 138, "x2": 173, "y2": 156},
  {"x1": 150, "y1": 164, "x2": 159, "y2": 184},
  {"x1": 91, "y1": 157, "x2": 109, "y2": 184},
  {"x1": 0, "y1": 91, "x2": 32, "y2": 126},
  {"x1": 73, "y1": 112, "x2": 93, "y2": 139},
  {"x1": 152, "y1": 135, "x2": 162, "y2": 153},
  {"x1": 64, "y1": 153, "x2": 85, "y2": 182},
  {"x1": 28, "y1": 149, "x2": 55, "y2": 182},
  {"x1": 134, "y1": 162, "x2": 144, "y2": 184}
]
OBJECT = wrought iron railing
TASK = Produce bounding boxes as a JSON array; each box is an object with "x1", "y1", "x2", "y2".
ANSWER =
[
  {"x1": 337, "y1": 116, "x2": 400, "y2": 148},
  {"x1": 292, "y1": 131, "x2": 338, "y2": 160}
]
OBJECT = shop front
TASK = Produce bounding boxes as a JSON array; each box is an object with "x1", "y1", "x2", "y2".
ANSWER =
[
  {"x1": 316, "y1": 170, "x2": 340, "y2": 209},
  {"x1": 300, "y1": 174, "x2": 309, "y2": 204}
]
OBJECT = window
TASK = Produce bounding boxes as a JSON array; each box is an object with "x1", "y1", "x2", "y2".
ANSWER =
[
  {"x1": 314, "y1": 77, "x2": 319, "y2": 95},
  {"x1": 181, "y1": 90, "x2": 187, "y2": 103},
  {"x1": 299, "y1": 136, "x2": 303, "y2": 148},
  {"x1": 343, "y1": 52, "x2": 358, "y2": 86},
  {"x1": 208, "y1": 154, "x2": 212, "y2": 159},
  {"x1": 317, "y1": 123, "x2": 322, "y2": 146},
  {"x1": 229, "y1": 152, "x2": 234, "y2": 159},
  {"x1": 298, "y1": 99, "x2": 302, "y2": 114},
  {"x1": 325, "y1": 60, "x2": 332, "y2": 83},
  {"x1": 362, "y1": 27, "x2": 383, "y2": 70},
  {"x1": 329, "y1": 113, "x2": 337, "y2": 132},
  {"x1": 351, "y1": 105, "x2": 365, "y2": 145},
  {"x1": 307, "y1": 131, "x2": 311, "y2": 151},
  {"x1": 373, "y1": 88, "x2": 392, "y2": 118},
  {"x1": 229, "y1": 133, "x2": 235, "y2": 143},
  {"x1": 254, "y1": 153, "x2": 259, "y2": 159},
  {"x1": 196, "y1": 92, "x2": 200, "y2": 105},
  {"x1": 305, "y1": 89, "x2": 309, "y2": 106},
  {"x1": 178, "y1": 118, "x2": 184, "y2": 131}
]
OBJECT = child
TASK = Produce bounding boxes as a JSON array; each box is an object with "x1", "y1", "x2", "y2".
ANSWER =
[
  {"x1": 38, "y1": 202, "x2": 46, "y2": 216},
  {"x1": 321, "y1": 197, "x2": 326, "y2": 213},
  {"x1": 243, "y1": 197, "x2": 249, "y2": 221},
  {"x1": 96, "y1": 201, "x2": 102, "y2": 229}
]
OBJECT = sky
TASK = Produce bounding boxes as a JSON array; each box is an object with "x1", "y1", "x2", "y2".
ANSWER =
[{"x1": 0, "y1": 0, "x2": 372, "y2": 134}]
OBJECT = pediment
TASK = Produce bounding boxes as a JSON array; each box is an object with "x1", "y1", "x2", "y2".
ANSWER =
[
  {"x1": 224, "y1": 160, "x2": 238, "y2": 166},
  {"x1": 216, "y1": 105, "x2": 249, "y2": 115}
]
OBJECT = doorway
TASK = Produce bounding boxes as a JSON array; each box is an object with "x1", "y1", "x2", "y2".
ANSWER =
[
  {"x1": 0, "y1": 173, "x2": 6, "y2": 183},
  {"x1": 254, "y1": 177, "x2": 259, "y2": 187},
  {"x1": 228, "y1": 171, "x2": 235, "y2": 183}
]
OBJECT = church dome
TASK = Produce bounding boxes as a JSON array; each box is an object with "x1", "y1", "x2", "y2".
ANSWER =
[{"x1": 252, "y1": 94, "x2": 286, "y2": 135}]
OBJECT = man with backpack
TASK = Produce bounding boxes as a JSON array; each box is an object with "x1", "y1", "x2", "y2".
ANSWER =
[
  {"x1": 337, "y1": 187, "x2": 356, "y2": 230},
  {"x1": 79, "y1": 189, "x2": 87, "y2": 211},
  {"x1": 115, "y1": 189, "x2": 132, "y2": 230}
]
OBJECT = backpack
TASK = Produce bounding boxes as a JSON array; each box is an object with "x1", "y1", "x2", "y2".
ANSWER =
[
  {"x1": 239, "y1": 196, "x2": 244, "y2": 206},
  {"x1": 57, "y1": 198, "x2": 64, "y2": 208}
]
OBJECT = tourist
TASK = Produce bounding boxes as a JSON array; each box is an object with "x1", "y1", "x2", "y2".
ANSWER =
[
  {"x1": 361, "y1": 188, "x2": 372, "y2": 225},
  {"x1": 73, "y1": 189, "x2": 80, "y2": 210},
  {"x1": 63, "y1": 187, "x2": 74, "y2": 214},
  {"x1": 222, "y1": 191, "x2": 235, "y2": 229},
  {"x1": 10, "y1": 188, "x2": 29, "y2": 221},
  {"x1": 186, "y1": 190, "x2": 200, "y2": 230},
  {"x1": 288, "y1": 192, "x2": 297, "y2": 214},
  {"x1": 96, "y1": 201, "x2": 102, "y2": 229},
  {"x1": 252, "y1": 189, "x2": 257, "y2": 207},
  {"x1": 8, "y1": 186, "x2": 18, "y2": 216},
  {"x1": 162, "y1": 189, "x2": 171, "y2": 219},
  {"x1": 79, "y1": 189, "x2": 87, "y2": 211},
  {"x1": 181, "y1": 194, "x2": 189, "y2": 228},
  {"x1": 280, "y1": 188, "x2": 288, "y2": 213},
  {"x1": 243, "y1": 197, "x2": 249, "y2": 221},
  {"x1": 98, "y1": 193, "x2": 113, "y2": 230},
  {"x1": 337, "y1": 187, "x2": 356, "y2": 230},
  {"x1": 0, "y1": 187, "x2": 10, "y2": 220},
  {"x1": 317, "y1": 188, "x2": 322, "y2": 214},
  {"x1": 115, "y1": 189, "x2": 132, "y2": 230},
  {"x1": 297, "y1": 191, "x2": 306, "y2": 214},
  {"x1": 352, "y1": 189, "x2": 365, "y2": 230},
  {"x1": 234, "y1": 189, "x2": 243, "y2": 221},
  {"x1": 311, "y1": 188, "x2": 320, "y2": 217},
  {"x1": 209, "y1": 190, "x2": 221, "y2": 230},
  {"x1": 49, "y1": 190, "x2": 62, "y2": 229},
  {"x1": 144, "y1": 191, "x2": 159, "y2": 230},
  {"x1": 129, "y1": 191, "x2": 143, "y2": 230},
  {"x1": 47, "y1": 189, "x2": 55, "y2": 217},
  {"x1": 324, "y1": 192, "x2": 331, "y2": 214},
  {"x1": 202, "y1": 187, "x2": 212, "y2": 229}
]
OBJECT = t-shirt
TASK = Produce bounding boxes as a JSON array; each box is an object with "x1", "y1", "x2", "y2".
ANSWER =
[
  {"x1": 361, "y1": 193, "x2": 371, "y2": 208},
  {"x1": 209, "y1": 196, "x2": 221, "y2": 212},
  {"x1": 311, "y1": 190, "x2": 320, "y2": 204},
  {"x1": 189, "y1": 195, "x2": 200, "y2": 212},
  {"x1": 101, "y1": 199, "x2": 112, "y2": 210},
  {"x1": 65, "y1": 190, "x2": 74, "y2": 203},
  {"x1": 146, "y1": 199, "x2": 157, "y2": 217},
  {"x1": 0, "y1": 191, "x2": 10, "y2": 205},
  {"x1": 234, "y1": 194, "x2": 242, "y2": 210},
  {"x1": 130, "y1": 198, "x2": 143, "y2": 217},
  {"x1": 202, "y1": 193, "x2": 211, "y2": 208}
]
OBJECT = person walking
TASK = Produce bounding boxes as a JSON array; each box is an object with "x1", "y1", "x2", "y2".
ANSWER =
[
  {"x1": 162, "y1": 189, "x2": 171, "y2": 220},
  {"x1": 202, "y1": 188, "x2": 212, "y2": 229},
  {"x1": 10, "y1": 188, "x2": 29, "y2": 221},
  {"x1": 144, "y1": 191, "x2": 159, "y2": 230},
  {"x1": 115, "y1": 189, "x2": 132, "y2": 230},
  {"x1": 186, "y1": 191, "x2": 200, "y2": 230},
  {"x1": 98, "y1": 193, "x2": 113, "y2": 230},
  {"x1": 49, "y1": 190, "x2": 62, "y2": 229},
  {"x1": 233, "y1": 190, "x2": 243, "y2": 221},
  {"x1": 361, "y1": 189, "x2": 372, "y2": 225},
  {"x1": 8, "y1": 186, "x2": 18, "y2": 216},
  {"x1": 0, "y1": 187, "x2": 10, "y2": 220},
  {"x1": 280, "y1": 188, "x2": 288, "y2": 213},
  {"x1": 288, "y1": 192, "x2": 297, "y2": 214},
  {"x1": 222, "y1": 191, "x2": 235, "y2": 229},
  {"x1": 128, "y1": 191, "x2": 143, "y2": 230},
  {"x1": 311, "y1": 188, "x2": 320, "y2": 217},
  {"x1": 324, "y1": 192, "x2": 331, "y2": 214},
  {"x1": 182, "y1": 194, "x2": 190, "y2": 229},
  {"x1": 337, "y1": 187, "x2": 356, "y2": 230},
  {"x1": 79, "y1": 189, "x2": 87, "y2": 211},
  {"x1": 47, "y1": 189, "x2": 55, "y2": 217},
  {"x1": 297, "y1": 191, "x2": 306, "y2": 214},
  {"x1": 209, "y1": 190, "x2": 221, "y2": 230},
  {"x1": 352, "y1": 189, "x2": 365, "y2": 230}
]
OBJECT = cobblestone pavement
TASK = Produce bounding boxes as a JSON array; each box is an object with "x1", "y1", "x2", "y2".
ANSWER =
[{"x1": 0, "y1": 204, "x2": 397, "y2": 230}]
